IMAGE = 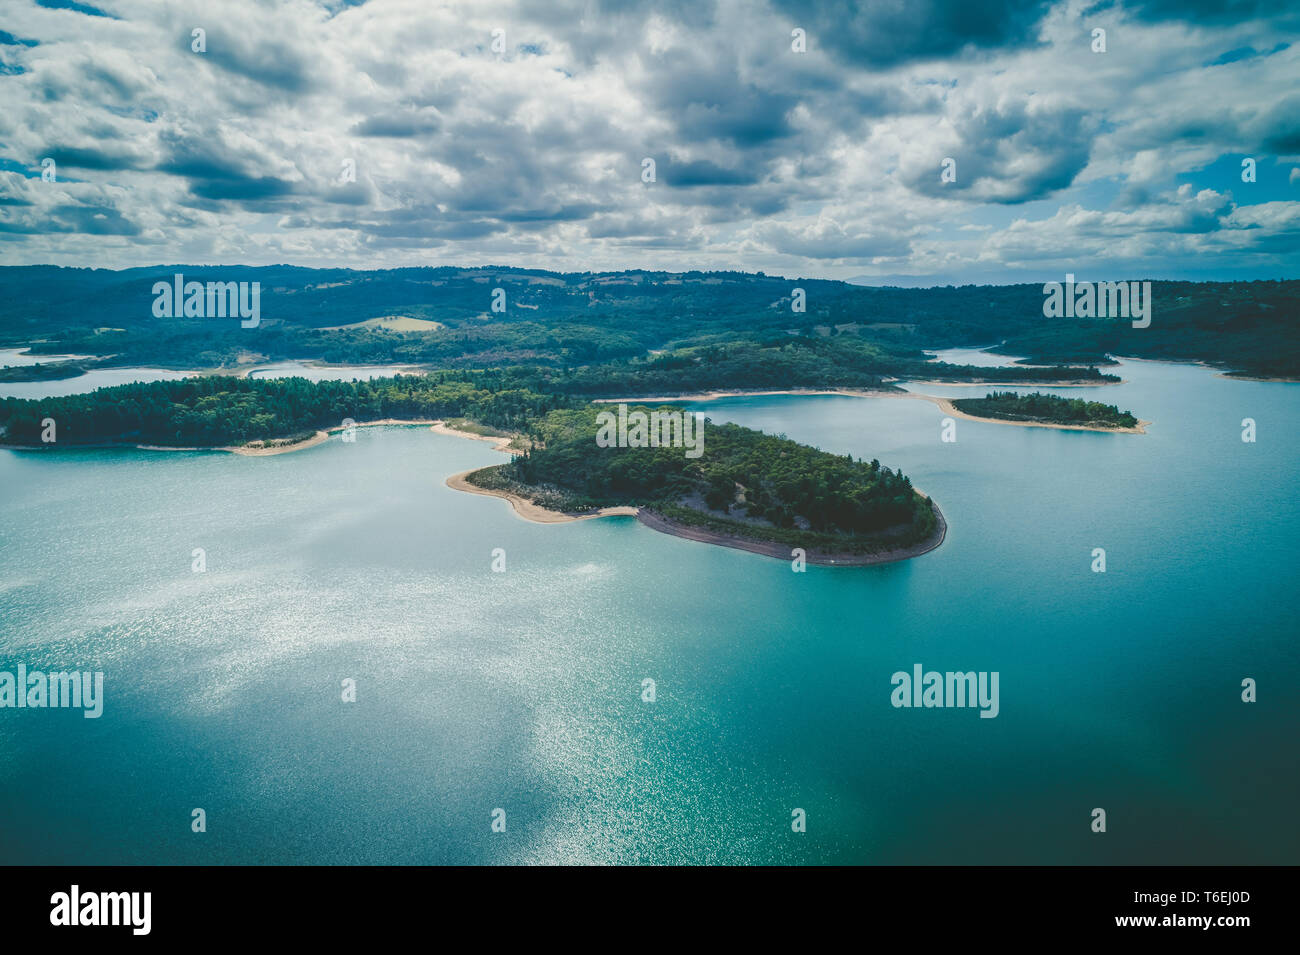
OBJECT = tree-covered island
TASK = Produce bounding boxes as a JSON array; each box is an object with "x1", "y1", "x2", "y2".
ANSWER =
[
  {"x1": 951, "y1": 391, "x2": 1141, "y2": 430},
  {"x1": 467, "y1": 405, "x2": 943, "y2": 564}
]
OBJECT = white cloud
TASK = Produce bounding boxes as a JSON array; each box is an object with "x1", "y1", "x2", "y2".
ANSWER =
[{"x1": 0, "y1": 0, "x2": 1295, "y2": 281}]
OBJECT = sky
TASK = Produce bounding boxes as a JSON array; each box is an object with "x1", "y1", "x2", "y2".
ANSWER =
[{"x1": 0, "y1": 0, "x2": 1297, "y2": 284}]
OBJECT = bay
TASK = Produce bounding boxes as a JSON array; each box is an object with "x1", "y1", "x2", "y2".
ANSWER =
[{"x1": 0, "y1": 357, "x2": 1295, "y2": 864}]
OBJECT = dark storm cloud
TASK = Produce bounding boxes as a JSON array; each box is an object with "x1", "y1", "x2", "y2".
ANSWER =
[
  {"x1": 1125, "y1": 0, "x2": 1300, "y2": 26},
  {"x1": 1255, "y1": 95, "x2": 1300, "y2": 154},
  {"x1": 769, "y1": 0, "x2": 1053, "y2": 67},
  {"x1": 47, "y1": 146, "x2": 152, "y2": 171},
  {"x1": 352, "y1": 111, "x2": 441, "y2": 137},
  {"x1": 202, "y1": 33, "x2": 318, "y2": 94},
  {"x1": 155, "y1": 131, "x2": 300, "y2": 206},
  {"x1": 668, "y1": 160, "x2": 762, "y2": 188},
  {"x1": 186, "y1": 176, "x2": 296, "y2": 201},
  {"x1": 906, "y1": 103, "x2": 1095, "y2": 204},
  {"x1": 640, "y1": 52, "x2": 798, "y2": 147},
  {"x1": 497, "y1": 203, "x2": 601, "y2": 223},
  {"x1": 1205, "y1": 42, "x2": 1290, "y2": 66},
  {"x1": 0, "y1": 201, "x2": 138, "y2": 235}
]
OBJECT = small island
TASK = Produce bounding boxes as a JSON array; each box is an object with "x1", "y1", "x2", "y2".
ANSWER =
[
  {"x1": 457, "y1": 405, "x2": 944, "y2": 566},
  {"x1": 950, "y1": 391, "x2": 1145, "y2": 432},
  {"x1": 0, "y1": 359, "x2": 98, "y2": 383}
]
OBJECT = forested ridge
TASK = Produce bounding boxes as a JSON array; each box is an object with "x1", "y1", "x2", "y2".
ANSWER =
[{"x1": 2, "y1": 266, "x2": 1292, "y2": 378}]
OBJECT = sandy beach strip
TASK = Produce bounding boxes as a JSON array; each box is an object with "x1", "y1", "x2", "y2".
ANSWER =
[
  {"x1": 222, "y1": 430, "x2": 330, "y2": 455},
  {"x1": 910, "y1": 393, "x2": 1148, "y2": 434},
  {"x1": 593, "y1": 388, "x2": 894, "y2": 403},
  {"x1": 901, "y1": 378, "x2": 1123, "y2": 387},
  {"x1": 428, "y1": 420, "x2": 520, "y2": 454},
  {"x1": 594, "y1": 389, "x2": 1147, "y2": 434},
  {"x1": 634, "y1": 499, "x2": 947, "y2": 567},
  {"x1": 229, "y1": 417, "x2": 527, "y2": 456},
  {"x1": 236, "y1": 362, "x2": 429, "y2": 380},
  {"x1": 444, "y1": 468, "x2": 638, "y2": 524},
  {"x1": 1214, "y1": 373, "x2": 1300, "y2": 383},
  {"x1": 226, "y1": 418, "x2": 444, "y2": 455}
]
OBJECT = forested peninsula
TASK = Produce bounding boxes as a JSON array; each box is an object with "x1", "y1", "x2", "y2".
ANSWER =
[
  {"x1": 0, "y1": 373, "x2": 943, "y2": 565},
  {"x1": 465, "y1": 407, "x2": 942, "y2": 564}
]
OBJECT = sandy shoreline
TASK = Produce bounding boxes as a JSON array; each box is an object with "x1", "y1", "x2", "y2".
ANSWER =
[
  {"x1": 912, "y1": 393, "x2": 1148, "y2": 434},
  {"x1": 1215, "y1": 374, "x2": 1300, "y2": 383},
  {"x1": 228, "y1": 418, "x2": 491, "y2": 455},
  {"x1": 595, "y1": 389, "x2": 1148, "y2": 434},
  {"x1": 1211, "y1": 374, "x2": 1294, "y2": 387},
  {"x1": 222, "y1": 431, "x2": 330, "y2": 455},
  {"x1": 443, "y1": 465, "x2": 946, "y2": 566},
  {"x1": 635, "y1": 501, "x2": 947, "y2": 566},
  {"x1": 445, "y1": 468, "x2": 639, "y2": 524},
  {"x1": 902, "y1": 378, "x2": 1123, "y2": 387},
  {"x1": 428, "y1": 420, "x2": 519, "y2": 454},
  {"x1": 236, "y1": 362, "x2": 429, "y2": 380}
]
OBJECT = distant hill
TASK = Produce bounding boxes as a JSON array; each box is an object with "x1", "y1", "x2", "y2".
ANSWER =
[{"x1": 0, "y1": 266, "x2": 1295, "y2": 377}]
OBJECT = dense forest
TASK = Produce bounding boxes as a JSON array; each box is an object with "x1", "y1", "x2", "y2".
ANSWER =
[
  {"x1": 1, "y1": 263, "x2": 1272, "y2": 555},
  {"x1": 1, "y1": 266, "x2": 1292, "y2": 378},
  {"x1": 0, "y1": 351, "x2": 1115, "y2": 449},
  {"x1": 952, "y1": 391, "x2": 1139, "y2": 429},
  {"x1": 0, "y1": 374, "x2": 575, "y2": 446},
  {"x1": 0, "y1": 372, "x2": 939, "y2": 554}
]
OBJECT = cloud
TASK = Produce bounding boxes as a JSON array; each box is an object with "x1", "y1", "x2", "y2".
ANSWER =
[
  {"x1": 0, "y1": 0, "x2": 1293, "y2": 282},
  {"x1": 35, "y1": 0, "x2": 117, "y2": 20},
  {"x1": 769, "y1": 0, "x2": 1053, "y2": 67}
]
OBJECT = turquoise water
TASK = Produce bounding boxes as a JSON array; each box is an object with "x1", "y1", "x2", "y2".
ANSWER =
[
  {"x1": 0, "y1": 366, "x2": 193, "y2": 400},
  {"x1": 0, "y1": 358, "x2": 1296, "y2": 864},
  {"x1": 0, "y1": 348, "x2": 97, "y2": 367}
]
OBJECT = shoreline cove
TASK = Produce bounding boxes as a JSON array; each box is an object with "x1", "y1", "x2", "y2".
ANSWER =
[{"x1": 635, "y1": 499, "x2": 947, "y2": 566}]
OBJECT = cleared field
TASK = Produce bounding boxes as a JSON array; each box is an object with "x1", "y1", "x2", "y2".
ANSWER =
[{"x1": 321, "y1": 315, "x2": 446, "y2": 331}]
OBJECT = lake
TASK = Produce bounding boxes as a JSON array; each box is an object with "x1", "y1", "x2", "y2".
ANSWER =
[
  {"x1": 0, "y1": 361, "x2": 428, "y2": 400},
  {"x1": 0, "y1": 356, "x2": 1295, "y2": 864}
]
